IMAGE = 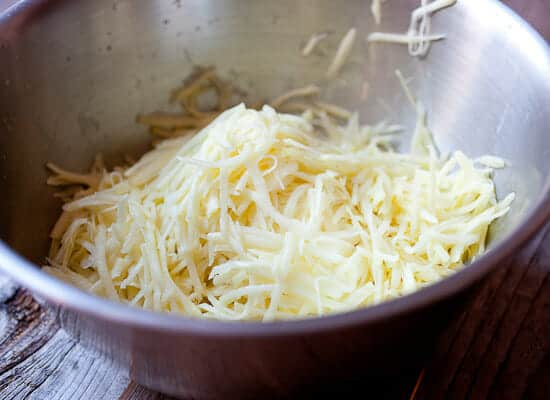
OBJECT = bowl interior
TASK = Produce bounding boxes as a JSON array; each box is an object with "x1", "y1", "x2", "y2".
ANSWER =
[{"x1": 0, "y1": 0, "x2": 549, "y2": 272}]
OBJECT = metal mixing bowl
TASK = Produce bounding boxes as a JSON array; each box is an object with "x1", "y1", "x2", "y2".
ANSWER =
[{"x1": 0, "y1": 0, "x2": 549, "y2": 398}]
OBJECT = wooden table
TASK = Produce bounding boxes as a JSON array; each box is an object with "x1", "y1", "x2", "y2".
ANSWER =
[{"x1": 0, "y1": 1, "x2": 549, "y2": 399}]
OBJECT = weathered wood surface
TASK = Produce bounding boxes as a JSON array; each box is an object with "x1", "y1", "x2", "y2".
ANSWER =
[
  {"x1": 418, "y1": 224, "x2": 550, "y2": 400},
  {"x1": 0, "y1": 1, "x2": 548, "y2": 399},
  {"x1": 0, "y1": 289, "x2": 129, "y2": 400}
]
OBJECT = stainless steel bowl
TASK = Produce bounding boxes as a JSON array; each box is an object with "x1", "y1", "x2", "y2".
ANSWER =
[{"x1": 0, "y1": 0, "x2": 549, "y2": 398}]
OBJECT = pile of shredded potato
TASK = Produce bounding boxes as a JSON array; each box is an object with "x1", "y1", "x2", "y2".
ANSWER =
[
  {"x1": 44, "y1": 1, "x2": 513, "y2": 320},
  {"x1": 44, "y1": 79, "x2": 513, "y2": 320}
]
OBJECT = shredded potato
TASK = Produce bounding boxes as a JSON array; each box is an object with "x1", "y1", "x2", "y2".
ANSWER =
[
  {"x1": 136, "y1": 66, "x2": 237, "y2": 139},
  {"x1": 368, "y1": 0, "x2": 456, "y2": 57},
  {"x1": 302, "y1": 32, "x2": 329, "y2": 56},
  {"x1": 44, "y1": 74, "x2": 514, "y2": 320},
  {"x1": 44, "y1": 2, "x2": 512, "y2": 320},
  {"x1": 326, "y1": 28, "x2": 357, "y2": 78},
  {"x1": 371, "y1": 0, "x2": 387, "y2": 25}
]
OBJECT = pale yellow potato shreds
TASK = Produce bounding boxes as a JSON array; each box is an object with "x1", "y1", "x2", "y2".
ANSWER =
[
  {"x1": 44, "y1": 100, "x2": 514, "y2": 321},
  {"x1": 367, "y1": 0, "x2": 457, "y2": 57},
  {"x1": 301, "y1": 32, "x2": 329, "y2": 56},
  {"x1": 371, "y1": 0, "x2": 387, "y2": 25},
  {"x1": 326, "y1": 28, "x2": 357, "y2": 78}
]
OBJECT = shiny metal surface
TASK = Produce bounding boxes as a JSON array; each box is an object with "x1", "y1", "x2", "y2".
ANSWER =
[{"x1": 0, "y1": 0, "x2": 549, "y2": 398}]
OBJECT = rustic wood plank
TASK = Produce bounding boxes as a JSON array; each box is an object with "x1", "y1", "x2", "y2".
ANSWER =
[
  {"x1": 0, "y1": 290, "x2": 58, "y2": 377},
  {"x1": 0, "y1": 289, "x2": 129, "y2": 400},
  {"x1": 417, "y1": 225, "x2": 550, "y2": 400},
  {"x1": 0, "y1": 330, "x2": 77, "y2": 399},
  {"x1": 119, "y1": 382, "x2": 176, "y2": 400},
  {"x1": 487, "y1": 248, "x2": 550, "y2": 399},
  {"x1": 22, "y1": 337, "x2": 128, "y2": 400},
  {"x1": 424, "y1": 251, "x2": 516, "y2": 397},
  {"x1": 524, "y1": 352, "x2": 550, "y2": 400}
]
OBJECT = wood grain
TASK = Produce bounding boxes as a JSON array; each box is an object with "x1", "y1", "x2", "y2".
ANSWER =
[
  {"x1": 0, "y1": 290, "x2": 128, "y2": 400},
  {"x1": 0, "y1": 1, "x2": 548, "y2": 399},
  {"x1": 119, "y1": 382, "x2": 175, "y2": 400},
  {"x1": 417, "y1": 225, "x2": 550, "y2": 400}
]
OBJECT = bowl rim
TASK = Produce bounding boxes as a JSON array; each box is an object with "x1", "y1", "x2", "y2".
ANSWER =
[{"x1": 0, "y1": 0, "x2": 549, "y2": 338}]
